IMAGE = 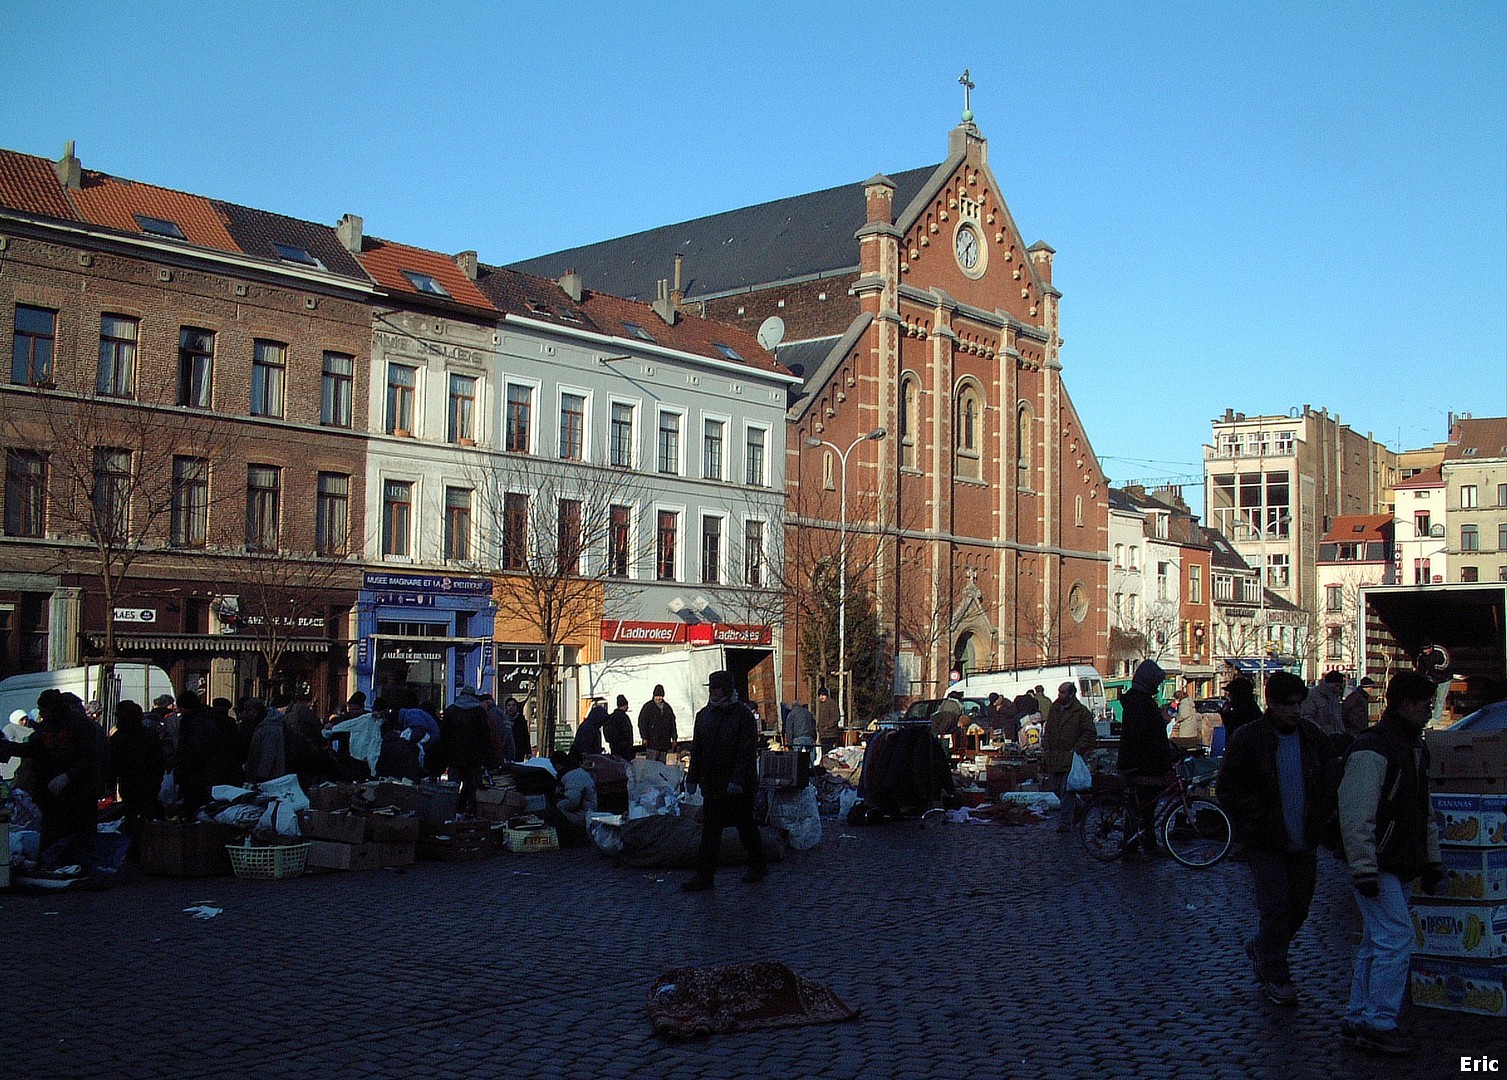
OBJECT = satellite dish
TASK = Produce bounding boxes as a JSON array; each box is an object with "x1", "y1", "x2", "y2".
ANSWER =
[{"x1": 756, "y1": 316, "x2": 785, "y2": 351}]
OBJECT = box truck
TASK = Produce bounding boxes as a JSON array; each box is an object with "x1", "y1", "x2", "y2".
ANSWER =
[
  {"x1": 1359, "y1": 583, "x2": 1506, "y2": 724},
  {"x1": 0, "y1": 662, "x2": 175, "y2": 731}
]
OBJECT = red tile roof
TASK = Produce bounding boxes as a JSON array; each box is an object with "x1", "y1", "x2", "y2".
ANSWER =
[
  {"x1": 67, "y1": 170, "x2": 239, "y2": 253},
  {"x1": 1394, "y1": 464, "x2": 1443, "y2": 489},
  {"x1": 0, "y1": 150, "x2": 79, "y2": 221},
  {"x1": 1446, "y1": 417, "x2": 1507, "y2": 460},
  {"x1": 1320, "y1": 514, "x2": 1392, "y2": 544},
  {"x1": 355, "y1": 236, "x2": 495, "y2": 311}
]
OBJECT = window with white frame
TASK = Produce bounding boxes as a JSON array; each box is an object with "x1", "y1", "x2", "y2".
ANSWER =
[
  {"x1": 745, "y1": 426, "x2": 767, "y2": 487},
  {"x1": 97, "y1": 315, "x2": 138, "y2": 397},
  {"x1": 1325, "y1": 584, "x2": 1343, "y2": 612},
  {"x1": 447, "y1": 374, "x2": 476, "y2": 444},
  {"x1": 321, "y1": 352, "x2": 353, "y2": 428},
  {"x1": 444, "y1": 487, "x2": 472, "y2": 562},
  {"x1": 703, "y1": 418, "x2": 724, "y2": 480},
  {"x1": 656, "y1": 510, "x2": 678, "y2": 580},
  {"x1": 559, "y1": 393, "x2": 585, "y2": 461},
  {"x1": 386, "y1": 364, "x2": 416, "y2": 435},
  {"x1": 701, "y1": 515, "x2": 722, "y2": 584},
  {"x1": 1461, "y1": 484, "x2": 1478, "y2": 509},
  {"x1": 503, "y1": 492, "x2": 529, "y2": 570},
  {"x1": 608, "y1": 504, "x2": 631, "y2": 577},
  {"x1": 381, "y1": 480, "x2": 411, "y2": 558},
  {"x1": 251, "y1": 340, "x2": 286, "y2": 418},
  {"x1": 609, "y1": 402, "x2": 634, "y2": 468},
  {"x1": 658, "y1": 412, "x2": 681, "y2": 475},
  {"x1": 744, "y1": 519, "x2": 764, "y2": 587}
]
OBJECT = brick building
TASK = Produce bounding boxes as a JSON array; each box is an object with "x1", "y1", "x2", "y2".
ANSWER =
[
  {"x1": 513, "y1": 118, "x2": 1111, "y2": 715},
  {"x1": 0, "y1": 145, "x2": 371, "y2": 704}
]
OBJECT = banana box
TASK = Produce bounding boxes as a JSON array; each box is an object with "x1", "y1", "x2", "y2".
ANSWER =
[
  {"x1": 1432, "y1": 793, "x2": 1507, "y2": 848},
  {"x1": 1413, "y1": 846, "x2": 1507, "y2": 901},
  {"x1": 1410, "y1": 899, "x2": 1507, "y2": 959},
  {"x1": 1409, "y1": 954, "x2": 1507, "y2": 1017}
]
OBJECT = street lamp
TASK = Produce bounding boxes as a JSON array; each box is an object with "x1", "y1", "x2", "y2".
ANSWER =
[{"x1": 805, "y1": 427, "x2": 886, "y2": 732}]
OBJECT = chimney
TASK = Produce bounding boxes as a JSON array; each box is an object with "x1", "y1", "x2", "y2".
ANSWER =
[
  {"x1": 558, "y1": 268, "x2": 582, "y2": 302},
  {"x1": 454, "y1": 250, "x2": 478, "y2": 280},
  {"x1": 863, "y1": 173, "x2": 895, "y2": 225},
  {"x1": 54, "y1": 140, "x2": 81, "y2": 190},
  {"x1": 336, "y1": 213, "x2": 363, "y2": 254},
  {"x1": 670, "y1": 254, "x2": 684, "y2": 308},
  {"x1": 652, "y1": 279, "x2": 677, "y2": 326}
]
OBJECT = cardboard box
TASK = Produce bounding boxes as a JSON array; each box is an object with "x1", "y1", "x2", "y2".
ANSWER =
[
  {"x1": 1411, "y1": 899, "x2": 1507, "y2": 959},
  {"x1": 306, "y1": 839, "x2": 416, "y2": 872},
  {"x1": 475, "y1": 787, "x2": 528, "y2": 823},
  {"x1": 298, "y1": 809, "x2": 368, "y2": 845},
  {"x1": 1409, "y1": 954, "x2": 1507, "y2": 1016},
  {"x1": 365, "y1": 781, "x2": 428, "y2": 817},
  {"x1": 139, "y1": 820, "x2": 235, "y2": 877},
  {"x1": 1433, "y1": 776, "x2": 1507, "y2": 796},
  {"x1": 365, "y1": 810, "x2": 420, "y2": 845},
  {"x1": 306, "y1": 783, "x2": 356, "y2": 812},
  {"x1": 1415, "y1": 846, "x2": 1507, "y2": 902},
  {"x1": 1432, "y1": 793, "x2": 1507, "y2": 848},
  {"x1": 1427, "y1": 729, "x2": 1507, "y2": 780}
]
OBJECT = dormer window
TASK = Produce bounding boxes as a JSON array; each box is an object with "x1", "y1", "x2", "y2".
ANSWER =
[
  {"x1": 274, "y1": 243, "x2": 323, "y2": 268},
  {"x1": 133, "y1": 213, "x2": 185, "y2": 239},
  {"x1": 712, "y1": 343, "x2": 743, "y2": 362},
  {"x1": 622, "y1": 321, "x2": 656, "y2": 343},
  {"x1": 402, "y1": 270, "x2": 450, "y2": 297},
  {"x1": 526, "y1": 300, "x2": 554, "y2": 317}
]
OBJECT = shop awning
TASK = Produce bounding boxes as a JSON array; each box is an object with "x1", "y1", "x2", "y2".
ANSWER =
[{"x1": 87, "y1": 633, "x2": 342, "y2": 654}]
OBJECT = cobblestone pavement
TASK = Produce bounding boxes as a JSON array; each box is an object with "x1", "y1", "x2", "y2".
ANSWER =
[{"x1": 0, "y1": 818, "x2": 1497, "y2": 1079}]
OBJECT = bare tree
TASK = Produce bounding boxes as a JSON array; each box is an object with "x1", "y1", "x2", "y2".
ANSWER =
[
  {"x1": 1, "y1": 374, "x2": 233, "y2": 664},
  {"x1": 461, "y1": 452, "x2": 647, "y2": 757}
]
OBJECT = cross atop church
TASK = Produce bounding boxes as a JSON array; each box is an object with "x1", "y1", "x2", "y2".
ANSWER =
[{"x1": 958, "y1": 69, "x2": 975, "y2": 122}]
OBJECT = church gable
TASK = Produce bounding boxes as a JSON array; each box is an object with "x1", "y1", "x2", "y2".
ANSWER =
[{"x1": 892, "y1": 152, "x2": 1050, "y2": 325}]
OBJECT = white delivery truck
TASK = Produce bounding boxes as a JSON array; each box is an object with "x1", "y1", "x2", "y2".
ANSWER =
[
  {"x1": 578, "y1": 647, "x2": 752, "y2": 744},
  {"x1": 947, "y1": 663, "x2": 1109, "y2": 728},
  {"x1": 0, "y1": 662, "x2": 175, "y2": 730}
]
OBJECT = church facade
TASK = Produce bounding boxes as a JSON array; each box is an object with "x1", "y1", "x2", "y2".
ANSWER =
[{"x1": 512, "y1": 117, "x2": 1110, "y2": 713}]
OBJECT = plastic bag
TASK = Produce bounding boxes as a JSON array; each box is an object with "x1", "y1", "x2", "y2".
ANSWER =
[
  {"x1": 586, "y1": 811, "x2": 624, "y2": 854},
  {"x1": 837, "y1": 787, "x2": 859, "y2": 823},
  {"x1": 1066, "y1": 752, "x2": 1092, "y2": 793},
  {"x1": 769, "y1": 785, "x2": 822, "y2": 850},
  {"x1": 254, "y1": 774, "x2": 309, "y2": 835}
]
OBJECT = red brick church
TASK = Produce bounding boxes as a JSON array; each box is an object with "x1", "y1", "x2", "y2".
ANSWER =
[{"x1": 514, "y1": 108, "x2": 1110, "y2": 709}]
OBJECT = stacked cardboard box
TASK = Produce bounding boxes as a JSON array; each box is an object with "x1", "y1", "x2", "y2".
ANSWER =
[
  {"x1": 418, "y1": 818, "x2": 490, "y2": 861},
  {"x1": 298, "y1": 805, "x2": 420, "y2": 872},
  {"x1": 1409, "y1": 728, "x2": 1507, "y2": 1018}
]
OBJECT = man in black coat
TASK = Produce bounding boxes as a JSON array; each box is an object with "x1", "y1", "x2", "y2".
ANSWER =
[
  {"x1": 1217, "y1": 670, "x2": 1337, "y2": 1007},
  {"x1": 605, "y1": 695, "x2": 634, "y2": 759},
  {"x1": 1, "y1": 690, "x2": 102, "y2": 871},
  {"x1": 1116, "y1": 659, "x2": 1175, "y2": 856},
  {"x1": 637, "y1": 685, "x2": 677, "y2": 761},
  {"x1": 439, "y1": 687, "x2": 491, "y2": 812},
  {"x1": 682, "y1": 670, "x2": 767, "y2": 891},
  {"x1": 174, "y1": 690, "x2": 219, "y2": 814}
]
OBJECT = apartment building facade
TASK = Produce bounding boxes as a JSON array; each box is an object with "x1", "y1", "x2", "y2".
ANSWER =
[{"x1": 1442, "y1": 417, "x2": 1507, "y2": 585}]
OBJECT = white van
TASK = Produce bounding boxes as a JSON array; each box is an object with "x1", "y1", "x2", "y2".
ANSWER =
[
  {"x1": 947, "y1": 664, "x2": 1108, "y2": 727},
  {"x1": 0, "y1": 662, "x2": 175, "y2": 729}
]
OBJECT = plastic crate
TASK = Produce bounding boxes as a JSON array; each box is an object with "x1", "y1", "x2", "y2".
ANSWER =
[
  {"x1": 759, "y1": 750, "x2": 810, "y2": 790},
  {"x1": 225, "y1": 842, "x2": 311, "y2": 880}
]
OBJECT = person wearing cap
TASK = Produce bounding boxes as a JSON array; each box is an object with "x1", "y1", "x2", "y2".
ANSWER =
[
  {"x1": 605, "y1": 694, "x2": 634, "y2": 759},
  {"x1": 683, "y1": 670, "x2": 767, "y2": 891},
  {"x1": 575, "y1": 697, "x2": 608, "y2": 756},
  {"x1": 1341, "y1": 678, "x2": 1376, "y2": 740},
  {"x1": 638, "y1": 685, "x2": 677, "y2": 761},
  {"x1": 814, "y1": 686, "x2": 840, "y2": 748},
  {"x1": 1042, "y1": 681, "x2": 1098, "y2": 831}
]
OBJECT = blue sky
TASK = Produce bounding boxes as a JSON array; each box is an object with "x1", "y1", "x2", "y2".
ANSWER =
[{"x1": 3, "y1": 2, "x2": 1503, "y2": 502}]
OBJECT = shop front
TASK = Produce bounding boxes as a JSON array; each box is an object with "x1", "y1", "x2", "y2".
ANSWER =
[{"x1": 355, "y1": 571, "x2": 497, "y2": 709}]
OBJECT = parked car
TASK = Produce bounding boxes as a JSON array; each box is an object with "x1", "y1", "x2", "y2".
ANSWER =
[
  {"x1": 903, "y1": 697, "x2": 990, "y2": 725},
  {"x1": 1195, "y1": 697, "x2": 1228, "y2": 715}
]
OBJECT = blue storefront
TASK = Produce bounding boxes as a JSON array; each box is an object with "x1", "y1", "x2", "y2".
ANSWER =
[{"x1": 356, "y1": 571, "x2": 496, "y2": 709}]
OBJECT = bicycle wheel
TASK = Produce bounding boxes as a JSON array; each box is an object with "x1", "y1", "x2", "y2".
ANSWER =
[
  {"x1": 1079, "y1": 795, "x2": 1128, "y2": 862},
  {"x1": 1162, "y1": 797, "x2": 1232, "y2": 868}
]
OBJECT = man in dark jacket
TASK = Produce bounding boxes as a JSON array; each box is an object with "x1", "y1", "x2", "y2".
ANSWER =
[
  {"x1": 173, "y1": 690, "x2": 219, "y2": 815},
  {"x1": 1116, "y1": 659, "x2": 1174, "y2": 856},
  {"x1": 682, "y1": 670, "x2": 766, "y2": 891},
  {"x1": 1340, "y1": 678, "x2": 1374, "y2": 739},
  {"x1": 1216, "y1": 670, "x2": 1336, "y2": 1007},
  {"x1": 638, "y1": 685, "x2": 677, "y2": 761},
  {"x1": 605, "y1": 695, "x2": 634, "y2": 758},
  {"x1": 814, "y1": 686, "x2": 840, "y2": 748},
  {"x1": 575, "y1": 698, "x2": 608, "y2": 756},
  {"x1": 0, "y1": 689, "x2": 102, "y2": 871},
  {"x1": 106, "y1": 699, "x2": 164, "y2": 830},
  {"x1": 439, "y1": 687, "x2": 491, "y2": 812},
  {"x1": 1337, "y1": 671, "x2": 1441, "y2": 1057},
  {"x1": 1042, "y1": 682, "x2": 1098, "y2": 831},
  {"x1": 503, "y1": 696, "x2": 530, "y2": 761}
]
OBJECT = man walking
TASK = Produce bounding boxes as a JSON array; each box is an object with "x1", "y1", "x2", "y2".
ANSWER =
[
  {"x1": 1338, "y1": 671, "x2": 1442, "y2": 1057},
  {"x1": 1042, "y1": 681, "x2": 1097, "y2": 831},
  {"x1": 682, "y1": 670, "x2": 766, "y2": 891},
  {"x1": 1217, "y1": 671, "x2": 1336, "y2": 1007}
]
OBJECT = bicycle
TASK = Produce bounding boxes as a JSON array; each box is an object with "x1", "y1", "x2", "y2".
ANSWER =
[{"x1": 1078, "y1": 757, "x2": 1232, "y2": 868}]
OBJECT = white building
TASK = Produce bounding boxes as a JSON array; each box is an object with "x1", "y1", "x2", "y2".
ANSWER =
[
  {"x1": 1392, "y1": 464, "x2": 1448, "y2": 585},
  {"x1": 1108, "y1": 488, "x2": 1182, "y2": 679}
]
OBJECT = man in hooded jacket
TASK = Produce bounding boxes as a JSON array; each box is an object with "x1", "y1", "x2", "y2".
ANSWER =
[{"x1": 1116, "y1": 659, "x2": 1175, "y2": 856}]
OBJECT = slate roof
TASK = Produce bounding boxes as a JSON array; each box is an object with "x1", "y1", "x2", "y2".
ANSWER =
[
  {"x1": 507, "y1": 165, "x2": 939, "y2": 302},
  {"x1": 772, "y1": 336, "x2": 842, "y2": 382},
  {"x1": 475, "y1": 264, "x2": 789, "y2": 379},
  {"x1": 1203, "y1": 527, "x2": 1255, "y2": 573},
  {"x1": 214, "y1": 200, "x2": 371, "y2": 282},
  {"x1": 0, "y1": 150, "x2": 79, "y2": 221},
  {"x1": 1445, "y1": 416, "x2": 1507, "y2": 460}
]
